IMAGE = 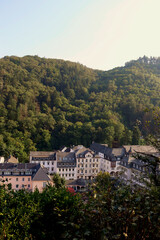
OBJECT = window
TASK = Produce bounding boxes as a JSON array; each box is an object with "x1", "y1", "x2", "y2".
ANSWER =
[
  {"x1": 47, "y1": 162, "x2": 49, "y2": 165},
  {"x1": 43, "y1": 182, "x2": 47, "y2": 188},
  {"x1": 16, "y1": 184, "x2": 19, "y2": 188},
  {"x1": 52, "y1": 162, "x2": 54, "y2": 165},
  {"x1": 72, "y1": 174, "x2": 74, "y2": 176},
  {"x1": 62, "y1": 169, "x2": 64, "y2": 171},
  {"x1": 22, "y1": 178, "x2": 25, "y2": 181},
  {"x1": 43, "y1": 162, "x2": 45, "y2": 165},
  {"x1": 78, "y1": 159, "x2": 80, "y2": 162},
  {"x1": 85, "y1": 170, "x2": 87, "y2": 173},
  {"x1": 86, "y1": 159, "x2": 88, "y2": 162},
  {"x1": 22, "y1": 184, "x2": 24, "y2": 188},
  {"x1": 16, "y1": 178, "x2": 18, "y2": 181},
  {"x1": 59, "y1": 169, "x2": 61, "y2": 171},
  {"x1": 28, "y1": 178, "x2": 30, "y2": 181},
  {"x1": 85, "y1": 164, "x2": 87, "y2": 168},
  {"x1": 28, "y1": 184, "x2": 30, "y2": 188},
  {"x1": 93, "y1": 159, "x2": 95, "y2": 162},
  {"x1": 51, "y1": 168, "x2": 54, "y2": 171}
]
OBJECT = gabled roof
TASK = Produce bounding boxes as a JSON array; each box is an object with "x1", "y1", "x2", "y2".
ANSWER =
[
  {"x1": 6, "y1": 155, "x2": 18, "y2": 163},
  {"x1": 32, "y1": 167, "x2": 51, "y2": 181},
  {"x1": 74, "y1": 146, "x2": 97, "y2": 157}
]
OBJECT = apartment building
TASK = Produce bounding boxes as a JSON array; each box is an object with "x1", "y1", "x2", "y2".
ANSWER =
[
  {"x1": 74, "y1": 145, "x2": 100, "y2": 179},
  {"x1": 56, "y1": 151, "x2": 77, "y2": 180}
]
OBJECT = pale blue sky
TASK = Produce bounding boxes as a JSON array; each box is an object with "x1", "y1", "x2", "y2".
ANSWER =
[{"x1": 1, "y1": 0, "x2": 160, "y2": 70}]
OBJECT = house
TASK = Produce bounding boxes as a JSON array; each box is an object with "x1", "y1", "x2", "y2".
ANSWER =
[{"x1": 0, "y1": 163, "x2": 52, "y2": 192}]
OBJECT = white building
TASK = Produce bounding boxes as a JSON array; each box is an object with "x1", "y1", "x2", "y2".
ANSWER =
[
  {"x1": 74, "y1": 145, "x2": 100, "y2": 180},
  {"x1": 56, "y1": 151, "x2": 77, "y2": 180},
  {"x1": 30, "y1": 151, "x2": 57, "y2": 174}
]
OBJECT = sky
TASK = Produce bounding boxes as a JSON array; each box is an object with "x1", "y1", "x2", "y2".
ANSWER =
[{"x1": 1, "y1": 0, "x2": 160, "y2": 70}]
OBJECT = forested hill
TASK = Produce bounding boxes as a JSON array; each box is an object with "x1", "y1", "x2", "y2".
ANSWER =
[{"x1": 0, "y1": 55, "x2": 160, "y2": 162}]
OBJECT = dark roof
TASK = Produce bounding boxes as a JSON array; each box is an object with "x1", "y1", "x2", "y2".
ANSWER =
[
  {"x1": 0, "y1": 163, "x2": 50, "y2": 181},
  {"x1": 32, "y1": 167, "x2": 51, "y2": 181},
  {"x1": 75, "y1": 146, "x2": 98, "y2": 158},
  {"x1": 0, "y1": 163, "x2": 40, "y2": 170},
  {"x1": 90, "y1": 143, "x2": 107, "y2": 154},
  {"x1": 90, "y1": 143, "x2": 125, "y2": 159}
]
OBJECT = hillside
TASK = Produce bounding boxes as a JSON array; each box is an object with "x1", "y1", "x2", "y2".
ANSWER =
[{"x1": 0, "y1": 55, "x2": 160, "y2": 161}]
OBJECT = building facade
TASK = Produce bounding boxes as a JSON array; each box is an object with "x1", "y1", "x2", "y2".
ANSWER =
[
  {"x1": 30, "y1": 151, "x2": 56, "y2": 174},
  {"x1": 0, "y1": 163, "x2": 52, "y2": 192}
]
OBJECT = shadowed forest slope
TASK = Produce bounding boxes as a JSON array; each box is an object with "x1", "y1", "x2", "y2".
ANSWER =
[{"x1": 0, "y1": 55, "x2": 160, "y2": 161}]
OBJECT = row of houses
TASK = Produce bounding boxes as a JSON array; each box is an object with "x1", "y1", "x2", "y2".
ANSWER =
[
  {"x1": 30, "y1": 143, "x2": 160, "y2": 185},
  {"x1": 0, "y1": 143, "x2": 159, "y2": 191}
]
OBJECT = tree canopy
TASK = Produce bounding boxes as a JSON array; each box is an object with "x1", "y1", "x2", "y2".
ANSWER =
[{"x1": 0, "y1": 55, "x2": 160, "y2": 161}]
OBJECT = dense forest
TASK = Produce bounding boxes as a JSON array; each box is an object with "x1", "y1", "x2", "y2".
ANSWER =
[{"x1": 0, "y1": 55, "x2": 160, "y2": 161}]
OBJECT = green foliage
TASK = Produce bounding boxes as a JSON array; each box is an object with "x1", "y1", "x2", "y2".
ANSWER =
[
  {"x1": 52, "y1": 173, "x2": 65, "y2": 189},
  {"x1": 0, "y1": 176, "x2": 159, "y2": 239},
  {"x1": 1, "y1": 55, "x2": 160, "y2": 160}
]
